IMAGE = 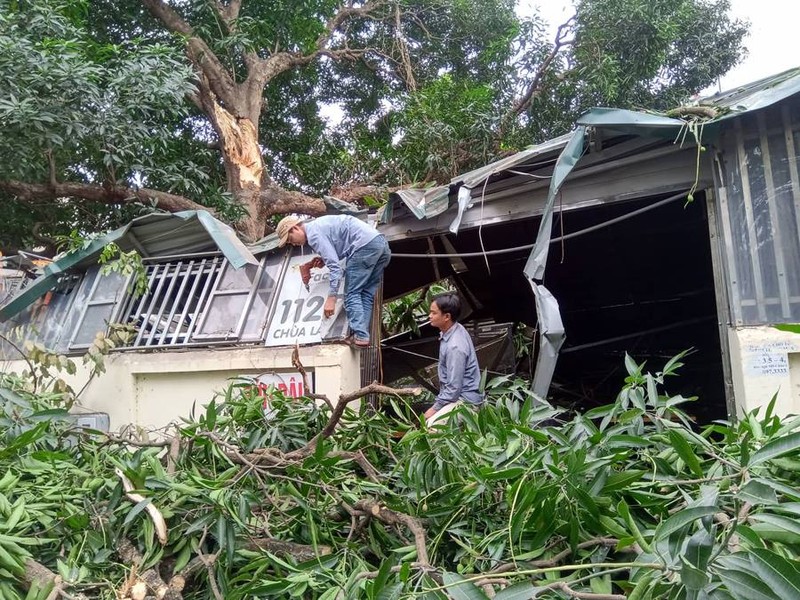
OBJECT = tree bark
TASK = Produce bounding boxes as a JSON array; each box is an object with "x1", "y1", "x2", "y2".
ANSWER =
[{"x1": 0, "y1": 181, "x2": 208, "y2": 213}]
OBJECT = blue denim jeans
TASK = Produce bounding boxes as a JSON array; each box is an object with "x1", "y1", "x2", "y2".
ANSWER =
[{"x1": 344, "y1": 235, "x2": 391, "y2": 342}]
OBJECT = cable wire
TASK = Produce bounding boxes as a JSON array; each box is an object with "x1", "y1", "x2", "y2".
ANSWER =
[{"x1": 391, "y1": 189, "x2": 689, "y2": 259}]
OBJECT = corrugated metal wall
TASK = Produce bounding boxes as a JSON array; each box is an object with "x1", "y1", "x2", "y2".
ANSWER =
[{"x1": 717, "y1": 101, "x2": 800, "y2": 325}]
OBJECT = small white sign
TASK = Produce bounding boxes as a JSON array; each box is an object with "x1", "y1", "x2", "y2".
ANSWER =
[{"x1": 264, "y1": 253, "x2": 349, "y2": 346}]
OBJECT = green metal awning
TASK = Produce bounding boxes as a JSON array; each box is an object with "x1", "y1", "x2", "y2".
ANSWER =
[{"x1": 0, "y1": 210, "x2": 258, "y2": 321}]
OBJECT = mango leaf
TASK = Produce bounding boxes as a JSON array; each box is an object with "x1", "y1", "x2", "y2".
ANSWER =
[
  {"x1": 377, "y1": 583, "x2": 404, "y2": 600},
  {"x1": 441, "y1": 572, "x2": 489, "y2": 600},
  {"x1": 668, "y1": 430, "x2": 704, "y2": 477},
  {"x1": 750, "y1": 548, "x2": 800, "y2": 599},
  {"x1": 716, "y1": 568, "x2": 779, "y2": 600},
  {"x1": 681, "y1": 556, "x2": 709, "y2": 590},
  {"x1": 654, "y1": 506, "x2": 718, "y2": 541},
  {"x1": 747, "y1": 477, "x2": 800, "y2": 501},
  {"x1": 749, "y1": 432, "x2": 800, "y2": 466},
  {"x1": 494, "y1": 581, "x2": 537, "y2": 600},
  {"x1": 369, "y1": 556, "x2": 396, "y2": 600},
  {"x1": 122, "y1": 497, "x2": 152, "y2": 526},
  {"x1": 737, "y1": 480, "x2": 778, "y2": 506},
  {"x1": 749, "y1": 514, "x2": 800, "y2": 542},
  {"x1": 684, "y1": 529, "x2": 714, "y2": 571}
]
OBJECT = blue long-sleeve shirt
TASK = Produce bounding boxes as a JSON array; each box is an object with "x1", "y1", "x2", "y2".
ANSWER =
[
  {"x1": 435, "y1": 322, "x2": 484, "y2": 407},
  {"x1": 304, "y1": 215, "x2": 380, "y2": 295}
]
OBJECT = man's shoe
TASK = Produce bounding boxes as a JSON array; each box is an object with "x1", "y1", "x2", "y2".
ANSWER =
[{"x1": 344, "y1": 335, "x2": 370, "y2": 347}]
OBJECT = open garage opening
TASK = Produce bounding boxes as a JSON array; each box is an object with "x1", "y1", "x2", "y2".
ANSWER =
[{"x1": 383, "y1": 190, "x2": 728, "y2": 423}]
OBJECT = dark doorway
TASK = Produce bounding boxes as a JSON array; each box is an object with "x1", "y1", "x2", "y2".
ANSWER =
[{"x1": 383, "y1": 190, "x2": 727, "y2": 422}]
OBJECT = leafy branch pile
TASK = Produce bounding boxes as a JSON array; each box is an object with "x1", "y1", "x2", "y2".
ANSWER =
[{"x1": 1, "y1": 354, "x2": 800, "y2": 599}]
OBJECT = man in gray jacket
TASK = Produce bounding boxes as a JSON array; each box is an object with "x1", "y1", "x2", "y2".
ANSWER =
[{"x1": 276, "y1": 214, "x2": 391, "y2": 347}]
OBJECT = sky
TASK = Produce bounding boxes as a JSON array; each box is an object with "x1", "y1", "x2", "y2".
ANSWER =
[{"x1": 526, "y1": 0, "x2": 800, "y2": 94}]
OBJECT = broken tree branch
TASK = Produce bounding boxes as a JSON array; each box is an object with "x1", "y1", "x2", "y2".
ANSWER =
[
  {"x1": 665, "y1": 106, "x2": 718, "y2": 120},
  {"x1": 486, "y1": 538, "x2": 621, "y2": 574},
  {"x1": 285, "y1": 381, "x2": 422, "y2": 459},
  {"x1": 115, "y1": 468, "x2": 169, "y2": 545},
  {"x1": 244, "y1": 537, "x2": 332, "y2": 561},
  {"x1": 22, "y1": 559, "x2": 61, "y2": 598},
  {"x1": 260, "y1": 185, "x2": 327, "y2": 219},
  {"x1": 291, "y1": 345, "x2": 334, "y2": 410},
  {"x1": 541, "y1": 582, "x2": 625, "y2": 600},
  {"x1": 117, "y1": 538, "x2": 182, "y2": 600},
  {"x1": 142, "y1": 0, "x2": 239, "y2": 109},
  {"x1": 0, "y1": 181, "x2": 210, "y2": 214},
  {"x1": 353, "y1": 498, "x2": 431, "y2": 567}
]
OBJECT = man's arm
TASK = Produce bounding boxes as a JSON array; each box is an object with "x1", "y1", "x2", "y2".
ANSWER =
[
  {"x1": 436, "y1": 347, "x2": 468, "y2": 404},
  {"x1": 307, "y1": 232, "x2": 343, "y2": 296}
]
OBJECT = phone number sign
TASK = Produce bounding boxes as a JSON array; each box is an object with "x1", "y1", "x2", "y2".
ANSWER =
[{"x1": 265, "y1": 253, "x2": 349, "y2": 347}]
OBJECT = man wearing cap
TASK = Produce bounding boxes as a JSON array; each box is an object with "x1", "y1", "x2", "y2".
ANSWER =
[{"x1": 276, "y1": 214, "x2": 391, "y2": 347}]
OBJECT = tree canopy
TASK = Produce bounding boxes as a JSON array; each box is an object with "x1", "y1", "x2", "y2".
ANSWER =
[{"x1": 0, "y1": 0, "x2": 748, "y2": 252}]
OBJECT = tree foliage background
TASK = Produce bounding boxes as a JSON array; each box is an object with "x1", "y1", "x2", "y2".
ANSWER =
[{"x1": 0, "y1": 0, "x2": 747, "y2": 252}]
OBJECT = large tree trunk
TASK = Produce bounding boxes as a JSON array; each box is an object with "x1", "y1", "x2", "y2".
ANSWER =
[
  {"x1": 209, "y1": 101, "x2": 267, "y2": 241},
  {"x1": 208, "y1": 101, "x2": 327, "y2": 241}
]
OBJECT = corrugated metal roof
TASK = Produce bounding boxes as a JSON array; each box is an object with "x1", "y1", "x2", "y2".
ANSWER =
[
  {"x1": 385, "y1": 67, "x2": 800, "y2": 230},
  {"x1": 701, "y1": 66, "x2": 800, "y2": 113}
]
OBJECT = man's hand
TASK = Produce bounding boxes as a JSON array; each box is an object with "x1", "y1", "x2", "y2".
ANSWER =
[{"x1": 323, "y1": 296, "x2": 336, "y2": 318}]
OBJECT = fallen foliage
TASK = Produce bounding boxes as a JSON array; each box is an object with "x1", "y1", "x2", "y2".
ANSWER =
[{"x1": 1, "y1": 352, "x2": 800, "y2": 599}]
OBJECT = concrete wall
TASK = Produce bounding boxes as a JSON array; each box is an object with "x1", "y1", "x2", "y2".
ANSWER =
[
  {"x1": 2, "y1": 344, "x2": 361, "y2": 431},
  {"x1": 728, "y1": 326, "x2": 800, "y2": 418}
]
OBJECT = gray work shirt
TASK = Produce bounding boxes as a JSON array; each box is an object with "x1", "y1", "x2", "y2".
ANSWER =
[
  {"x1": 305, "y1": 215, "x2": 379, "y2": 295},
  {"x1": 435, "y1": 322, "x2": 484, "y2": 408}
]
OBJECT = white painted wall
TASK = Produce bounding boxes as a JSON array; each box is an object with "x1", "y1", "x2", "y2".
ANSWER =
[
  {"x1": 728, "y1": 326, "x2": 800, "y2": 418},
  {"x1": 2, "y1": 344, "x2": 362, "y2": 432}
]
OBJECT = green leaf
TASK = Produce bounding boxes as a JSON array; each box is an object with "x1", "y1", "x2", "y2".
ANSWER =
[
  {"x1": 684, "y1": 528, "x2": 714, "y2": 572},
  {"x1": 370, "y1": 557, "x2": 395, "y2": 600},
  {"x1": 750, "y1": 548, "x2": 800, "y2": 599},
  {"x1": 668, "y1": 430, "x2": 704, "y2": 477},
  {"x1": 737, "y1": 480, "x2": 778, "y2": 506},
  {"x1": 441, "y1": 572, "x2": 489, "y2": 600},
  {"x1": 206, "y1": 399, "x2": 217, "y2": 430},
  {"x1": 681, "y1": 556, "x2": 709, "y2": 590},
  {"x1": 654, "y1": 506, "x2": 718, "y2": 541},
  {"x1": 602, "y1": 470, "x2": 646, "y2": 492},
  {"x1": 481, "y1": 466, "x2": 526, "y2": 480},
  {"x1": 624, "y1": 353, "x2": 641, "y2": 377},
  {"x1": 122, "y1": 497, "x2": 152, "y2": 526},
  {"x1": 494, "y1": 582, "x2": 537, "y2": 600},
  {"x1": 749, "y1": 432, "x2": 800, "y2": 466},
  {"x1": 617, "y1": 499, "x2": 652, "y2": 552},
  {"x1": 749, "y1": 513, "x2": 800, "y2": 542},
  {"x1": 716, "y1": 568, "x2": 780, "y2": 600}
]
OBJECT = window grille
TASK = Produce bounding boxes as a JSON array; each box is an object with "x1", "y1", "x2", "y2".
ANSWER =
[{"x1": 115, "y1": 257, "x2": 225, "y2": 347}]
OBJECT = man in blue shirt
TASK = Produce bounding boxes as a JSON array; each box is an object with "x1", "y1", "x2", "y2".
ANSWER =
[
  {"x1": 276, "y1": 214, "x2": 391, "y2": 347},
  {"x1": 425, "y1": 292, "x2": 484, "y2": 422}
]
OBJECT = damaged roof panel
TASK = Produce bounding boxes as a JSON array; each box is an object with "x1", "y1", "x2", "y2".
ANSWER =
[{"x1": 0, "y1": 210, "x2": 258, "y2": 322}]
